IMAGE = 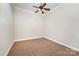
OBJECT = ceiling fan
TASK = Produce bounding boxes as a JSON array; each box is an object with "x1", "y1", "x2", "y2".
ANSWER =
[{"x1": 33, "y1": 3, "x2": 50, "y2": 14}]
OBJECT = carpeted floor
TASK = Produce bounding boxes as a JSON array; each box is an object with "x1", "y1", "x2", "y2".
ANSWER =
[{"x1": 8, "y1": 38, "x2": 79, "y2": 56}]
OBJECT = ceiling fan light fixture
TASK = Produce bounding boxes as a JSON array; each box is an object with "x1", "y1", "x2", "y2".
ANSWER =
[{"x1": 33, "y1": 3, "x2": 50, "y2": 14}]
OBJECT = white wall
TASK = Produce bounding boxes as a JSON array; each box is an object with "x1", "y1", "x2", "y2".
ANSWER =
[
  {"x1": 45, "y1": 3, "x2": 79, "y2": 50},
  {"x1": 14, "y1": 7, "x2": 44, "y2": 40},
  {"x1": 0, "y1": 4, "x2": 14, "y2": 55},
  {"x1": 1, "y1": 3, "x2": 79, "y2": 55},
  {"x1": 11, "y1": 3, "x2": 79, "y2": 51}
]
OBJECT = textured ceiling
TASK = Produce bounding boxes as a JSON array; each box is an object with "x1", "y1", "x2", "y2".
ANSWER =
[{"x1": 12, "y1": 3, "x2": 61, "y2": 14}]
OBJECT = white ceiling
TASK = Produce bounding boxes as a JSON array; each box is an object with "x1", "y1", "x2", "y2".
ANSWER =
[{"x1": 12, "y1": 3, "x2": 61, "y2": 11}]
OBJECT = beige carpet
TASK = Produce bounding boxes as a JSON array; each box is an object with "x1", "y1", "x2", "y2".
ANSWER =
[{"x1": 8, "y1": 38, "x2": 79, "y2": 56}]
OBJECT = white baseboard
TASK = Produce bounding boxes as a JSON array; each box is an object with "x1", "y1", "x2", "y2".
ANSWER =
[
  {"x1": 4, "y1": 36, "x2": 43, "y2": 56},
  {"x1": 14, "y1": 36, "x2": 79, "y2": 52},
  {"x1": 14, "y1": 36, "x2": 44, "y2": 42},
  {"x1": 44, "y1": 36, "x2": 79, "y2": 52},
  {"x1": 4, "y1": 41, "x2": 14, "y2": 56}
]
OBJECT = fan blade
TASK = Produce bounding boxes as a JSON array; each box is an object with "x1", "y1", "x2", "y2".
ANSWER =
[
  {"x1": 43, "y1": 8, "x2": 50, "y2": 11},
  {"x1": 42, "y1": 3, "x2": 47, "y2": 8},
  {"x1": 35, "y1": 10, "x2": 39, "y2": 13},
  {"x1": 33, "y1": 6, "x2": 39, "y2": 8},
  {"x1": 42, "y1": 11, "x2": 44, "y2": 14}
]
